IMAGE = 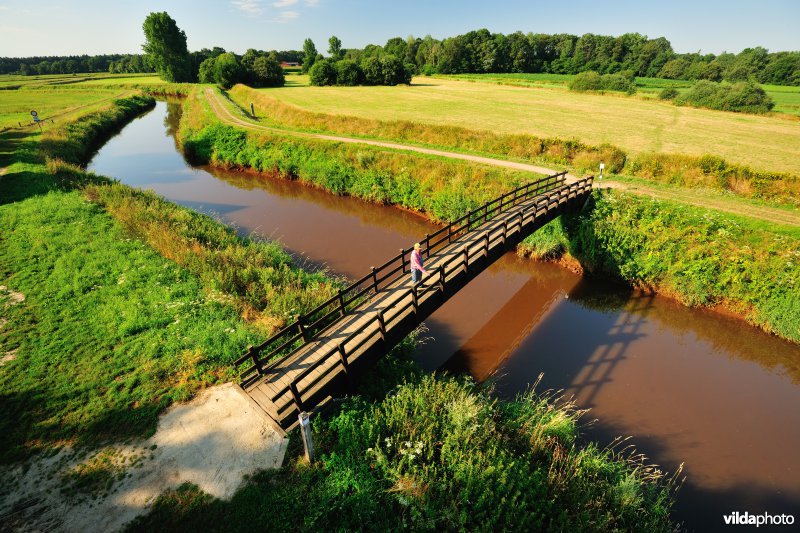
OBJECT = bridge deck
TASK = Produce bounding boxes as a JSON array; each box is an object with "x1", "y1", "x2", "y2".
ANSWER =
[{"x1": 239, "y1": 177, "x2": 593, "y2": 432}]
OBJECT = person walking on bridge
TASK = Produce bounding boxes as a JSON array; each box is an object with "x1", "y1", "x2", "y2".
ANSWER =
[{"x1": 411, "y1": 243, "x2": 427, "y2": 286}]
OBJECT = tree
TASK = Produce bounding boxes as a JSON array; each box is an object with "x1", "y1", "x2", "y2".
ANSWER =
[
  {"x1": 142, "y1": 12, "x2": 192, "y2": 82},
  {"x1": 252, "y1": 56, "x2": 285, "y2": 87},
  {"x1": 212, "y1": 52, "x2": 243, "y2": 89},
  {"x1": 302, "y1": 38, "x2": 317, "y2": 73},
  {"x1": 309, "y1": 59, "x2": 337, "y2": 86},
  {"x1": 198, "y1": 57, "x2": 216, "y2": 83},
  {"x1": 334, "y1": 60, "x2": 363, "y2": 86},
  {"x1": 328, "y1": 35, "x2": 343, "y2": 60}
]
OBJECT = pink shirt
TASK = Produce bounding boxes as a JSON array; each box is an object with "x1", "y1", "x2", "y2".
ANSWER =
[{"x1": 410, "y1": 250, "x2": 426, "y2": 273}]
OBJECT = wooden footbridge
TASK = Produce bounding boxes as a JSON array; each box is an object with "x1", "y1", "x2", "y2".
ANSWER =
[{"x1": 234, "y1": 172, "x2": 594, "y2": 433}]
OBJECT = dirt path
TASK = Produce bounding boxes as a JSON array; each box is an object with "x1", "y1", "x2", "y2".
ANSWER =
[
  {"x1": 204, "y1": 89, "x2": 800, "y2": 227},
  {"x1": 0, "y1": 384, "x2": 287, "y2": 532}
]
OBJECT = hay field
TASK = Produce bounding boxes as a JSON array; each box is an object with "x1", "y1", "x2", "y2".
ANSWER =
[{"x1": 264, "y1": 76, "x2": 800, "y2": 175}]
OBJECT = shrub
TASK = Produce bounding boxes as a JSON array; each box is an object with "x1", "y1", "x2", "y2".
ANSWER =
[
  {"x1": 569, "y1": 71, "x2": 634, "y2": 93},
  {"x1": 658, "y1": 88, "x2": 679, "y2": 100},
  {"x1": 569, "y1": 71, "x2": 603, "y2": 91},
  {"x1": 251, "y1": 56, "x2": 285, "y2": 88},
  {"x1": 334, "y1": 60, "x2": 363, "y2": 86},
  {"x1": 676, "y1": 80, "x2": 774, "y2": 114},
  {"x1": 309, "y1": 58, "x2": 337, "y2": 86},
  {"x1": 212, "y1": 53, "x2": 243, "y2": 89}
]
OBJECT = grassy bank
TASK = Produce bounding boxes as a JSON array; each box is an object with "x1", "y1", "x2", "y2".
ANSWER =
[
  {"x1": 182, "y1": 88, "x2": 535, "y2": 222},
  {"x1": 520, "y1": 191, "x2": 800, "y2": 343},
  {"x1": 127, "y1": 372, "x2": 679, "y2": 532},
  {"x1": 0, "y1": 93, "x2": 333, "y2": 461},
  {"x1": 229, "y1": 84, "x2": 800, "y2": 205}
]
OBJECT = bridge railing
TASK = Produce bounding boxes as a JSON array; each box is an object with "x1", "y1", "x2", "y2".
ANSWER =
[
  {"x1": 269, "y1": 176, "x2": 595, "y2": 415},
  {"x1": 234, "y1": 171, "x2": 569, "y2": 384}
]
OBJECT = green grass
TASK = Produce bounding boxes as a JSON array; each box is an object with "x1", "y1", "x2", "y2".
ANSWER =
[
  {"x1": 126, "y1": 374, "x2": 679, "y2": 532},
  {"x1": 184, "y1": 88, "x2": 536, "y2": 223},
  {"x1": 0, "y1": 90, "x2": 334, "y2": 462},
  {"x1": 0, "y1": 86, "x2": 129, "y2": 129},
  {"x1": 0, "y1": 189, "x2": 260, "y2": 461}
]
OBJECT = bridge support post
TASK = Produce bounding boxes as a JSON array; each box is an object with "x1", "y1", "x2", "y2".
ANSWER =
[
  {"x1": 411, "y1": 287, "x2": 418, "y2": 314},
  {"x1": 299, "y1": 412, "x2": 314, "y2": 463}
]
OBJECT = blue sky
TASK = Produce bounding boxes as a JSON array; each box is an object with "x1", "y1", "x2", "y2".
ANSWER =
[{"x1": 1, "y1": 0, "x2": 798, "y2": 57}]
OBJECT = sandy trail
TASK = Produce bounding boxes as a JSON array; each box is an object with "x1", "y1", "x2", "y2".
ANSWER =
[{"x1": 0, "y1": 384, "x2": 287, "y2": 532}]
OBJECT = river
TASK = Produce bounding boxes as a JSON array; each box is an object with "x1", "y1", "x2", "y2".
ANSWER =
[{"x1": 88, "y1": 101, "x2": 800, "y2": 531}]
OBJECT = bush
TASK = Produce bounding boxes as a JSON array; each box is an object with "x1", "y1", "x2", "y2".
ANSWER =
[
  {"x1": 569, "y1": 71, "x2": 603, "y2": 91},
  {"x1": 251, "y1": 56, "x2": 285, "y2": 88},
  {"x1": 212, "y1": 53, "x2": 243, "y2": 89},
  {"x1": 658, "y1": 88, "x2": 679, "y2": 100},
  {"x1": 362, "y1": 55, "x2": 411, "y2": 86},
  {"x1": 334, "y1": 60, "x2": 363, "y2": 86},
  {"x1": 569, "y1": 71, "x2": 633, "y2": 93},
  {"x1": 309, "y1": 58, "x2": 337, "y2": 86},
  {"x1": 676, "y1": 80, "x2": 774, "y2": 113}
]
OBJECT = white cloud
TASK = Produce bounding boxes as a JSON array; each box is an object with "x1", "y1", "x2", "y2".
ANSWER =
[
  {"x1": 304, "y1": 0, "x2": 319, "y2": 6},
  {"x1": 231, "y1": 0, "x2": 263, "y2": 15},
  {"x1": 275, "y1": 10, "x2": 299, "y2": 23},
  {"x1": 272, "y1": 0, "x2": 298, "y2": 7}
]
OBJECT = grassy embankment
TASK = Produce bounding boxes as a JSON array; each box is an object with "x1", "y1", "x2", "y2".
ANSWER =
[
  {"x1": 0, "y1": 87, "x2": 335, "y2": 462},
  {"x1": 1, "y1": 81, "x2": 681, "y2": 529},
  {"x1": 182, "y1": 87, "x2": 536, "y2": 222},
  {"x1": 230, "y1": 82, "x2": 800, "y2": 205}
]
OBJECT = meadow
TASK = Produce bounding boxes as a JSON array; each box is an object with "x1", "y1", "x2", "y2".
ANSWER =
[{"x1": 263, "y1": 75, "x2": 800, "y2": 175}]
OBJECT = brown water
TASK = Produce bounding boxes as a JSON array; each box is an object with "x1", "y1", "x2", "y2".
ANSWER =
[{"x1": 88, "y1": 101, "x2": 800, "y2": 531}]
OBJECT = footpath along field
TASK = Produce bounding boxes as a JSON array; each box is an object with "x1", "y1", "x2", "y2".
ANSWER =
[{"x1": 266, "y1": 75, "x2": 800, "y2": 176}]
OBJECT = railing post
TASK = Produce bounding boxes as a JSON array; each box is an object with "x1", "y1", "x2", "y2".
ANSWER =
[
  {"x1": 424, "y1": 234, "x2": 430, "y2": 258},
  {"x1": 503, "y1": 219, "x2": 509, "y2": 243},
  {"x1": 411, "y1": 287, "x2": 418, "y2": 314},
  {"x1": 377, "y1": 311, "x2": 387, "y2": 340},
  {"x1": 337, "y1": 343, "x2": 349, "y2": 378},
  {"x1": 462, "y1": 245, "x2": 469, "y2": 273},
  {"x1": 338, "y1": 289, "x2": 346, "y2": 317},
  {"x1": 447, "y1": 224, "x2": 453, "y2": 244},
  {"x1": 483, "y1": 231, "x2": 490, "y2": 257},
  {"x1": 247, "y1": 345, "x2": 263, "y2": 375},
  {"x1": 297, "y1": 316, "x2": 308, "y2": 342},
  {"x1": 400, "y1": 249, "x2": 406, "y2": 273},
  {"x1": 290, "y1": 381, "x2": 304, "y2": 411},
  {"x1": 371, "y1": 266, "x2": 379, "y2": 293},
  {"x1": 438, "y1": 266, "x2": 445, "y2": 292},
  {"x1": 298, "y1": 411, "x2": 314, "y2": 463},
  {"x1": 483, "y1": 204, "x2": 488, "y2": 223}
]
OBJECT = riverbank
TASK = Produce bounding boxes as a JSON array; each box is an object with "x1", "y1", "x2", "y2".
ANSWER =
[{"x1": 1, "y1": 87, "x2": 681, "y2": 529}]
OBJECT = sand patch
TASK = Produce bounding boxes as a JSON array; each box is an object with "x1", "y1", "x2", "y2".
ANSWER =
[{"x1": 0, "y1": 383, "x2": 287, "y2": 532}]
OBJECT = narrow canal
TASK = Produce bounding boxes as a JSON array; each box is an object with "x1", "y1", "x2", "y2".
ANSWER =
[{"x1": 88, "y1": 101, "x2": 800, "y2": 531}]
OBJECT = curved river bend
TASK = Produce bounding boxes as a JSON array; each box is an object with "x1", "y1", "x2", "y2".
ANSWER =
[{"x1": 89, "y1": 102, "x2": 800, "y2": 531}]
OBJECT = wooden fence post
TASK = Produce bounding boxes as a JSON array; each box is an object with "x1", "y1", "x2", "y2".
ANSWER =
[
  {"x1": 371, "y1": 266, "x2": 379, "y2": 293},
  {"x1": 338, "y1": 289, "x2": 346, "y2": 317},
  {"x1": 299, "y1": 411, "x2": 314, "y2": 463}
]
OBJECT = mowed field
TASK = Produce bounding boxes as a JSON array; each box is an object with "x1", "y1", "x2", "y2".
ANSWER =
[
  {"x1": 0, "y1": 74, "x2": 160, "y2": 129},
  {"x1": 267, "y1": 76, "x2": 800, "y2": 175}
]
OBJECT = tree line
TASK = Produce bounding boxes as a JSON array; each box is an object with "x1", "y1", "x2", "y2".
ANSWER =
[
  {"x1": 0, "y1": 54, "x2": 152, "y2": 76},
  {"x1": 340, "y1": 30, "x2": 800, "y2": 86},
  {"x1": 5, "y1": 18, "x2": 798, "y2": 88}
]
